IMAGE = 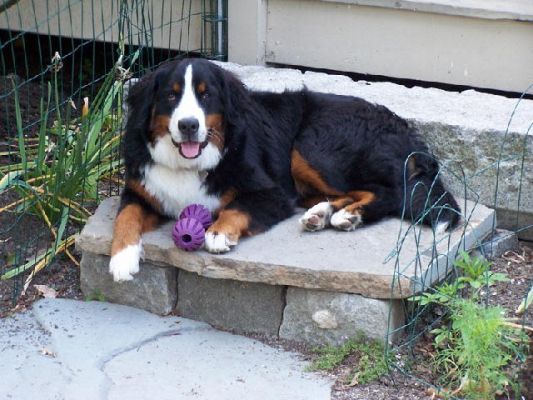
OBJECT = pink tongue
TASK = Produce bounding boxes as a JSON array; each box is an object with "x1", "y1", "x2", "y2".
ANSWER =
[{"x1": 180, "y1": 142, "x2": 201, "y2": 158}]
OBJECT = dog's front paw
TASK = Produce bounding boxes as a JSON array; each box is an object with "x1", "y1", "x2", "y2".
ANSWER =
[
  {"x1": 299, "y1": 202, "x2": 333, "y2": 231},
  {"x1": 204, "y1": 232, "x2": 237, "y2": 254},
  {"x1": 109, "y1": 242, "x2": 143, "y2": 282}
]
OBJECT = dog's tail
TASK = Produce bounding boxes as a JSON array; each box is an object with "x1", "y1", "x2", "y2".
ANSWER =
[{"x1": 403, "y1": 154, "x2": 461, "y2": 232}]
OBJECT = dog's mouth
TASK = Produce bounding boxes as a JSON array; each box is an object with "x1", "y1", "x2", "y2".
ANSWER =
[{"x1": 172, "y1": 139, "x2": 209, "y2": 159}]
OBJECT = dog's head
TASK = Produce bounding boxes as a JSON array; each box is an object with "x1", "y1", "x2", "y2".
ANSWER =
[{"x1": 126, "y1": 58, "x2": 244, "y2": 171}]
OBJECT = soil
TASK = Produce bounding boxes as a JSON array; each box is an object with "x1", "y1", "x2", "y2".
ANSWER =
[{"x1": 244, "y1": 244, "x2": 533, "y2": 400}]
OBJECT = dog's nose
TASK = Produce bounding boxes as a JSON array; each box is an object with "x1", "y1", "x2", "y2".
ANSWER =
[{"x1": 178, "y1": 117, "x2": 199, "y2": 139}]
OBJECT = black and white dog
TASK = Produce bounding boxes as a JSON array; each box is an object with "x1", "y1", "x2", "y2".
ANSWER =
[{"x1": 109, "y1": 58, "x2": 460, "y2": 281}]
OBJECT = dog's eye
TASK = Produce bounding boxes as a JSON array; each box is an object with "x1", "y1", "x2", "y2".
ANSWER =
[
  {"x1": 201, "y1": 91, "x2": 209, "y2": 100},
  {"x1": 168, "y1": 93, "x2": 176, "y2": 101}
]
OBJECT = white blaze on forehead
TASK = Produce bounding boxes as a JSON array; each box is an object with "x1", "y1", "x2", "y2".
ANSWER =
[{"x1": 169, "y1": 64, "x2": 207, "y2": 142}]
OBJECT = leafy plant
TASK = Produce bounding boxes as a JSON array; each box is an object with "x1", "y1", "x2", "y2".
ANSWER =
[
  {"x1": 0, "y1": 52, "x2": 138, "y2": 289},
  {"x1": 411, "y1": 251, "x2": 508, "y2": 307},
  {"x1": 85, "y1": 289, "x2": 106, "y2": 302},
  {"x1": 410, "y1": 252, "x2": 527, "y2": 399},
  {"x1": 309, "y1": 333, "x2": 392, "y2": 386},
  {"x1": 434, "y1": 300, "x2": 526, "y2": 399},
  {"x1": 454, "y1": 251, "x2": 508, "y2": 292}
]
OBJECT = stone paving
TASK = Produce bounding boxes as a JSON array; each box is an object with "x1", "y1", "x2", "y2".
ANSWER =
[
  {"x1": 77, "y1": 197, "x2": 495, "y2": 345},
  {"x1": 0, "y1": 299, "x2": 332, "y2": 400}
]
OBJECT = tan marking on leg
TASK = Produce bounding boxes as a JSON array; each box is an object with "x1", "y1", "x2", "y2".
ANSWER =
[
  {"x1": 344, "y1": 191, "x2": 376, "y2": 214},
  {"x1": 111, "y1": 204, "x2": 144, "y2": 257},
  {"x1": 111, "y1": 203, "x2": 160, "y2": 257},
  {"x1": 216, "y1": 188, "x2": 237, "y2": 214},
  {"x1": 207, "y1": 209, "x2": 251, "y2": 244},
  {"x1": 291, "y1": 150, "x2": 342, "y2": 197},
  {"x1": 300, "y1": 195, "x2": 353, "y2": 210},
  {"x1": 127, "y1": 179, "x2": 162, "y2": 213},
  {"x1": 329, "y1": 196, "x2": 356, "y2": 211},
  {"x1": 142, "y1": 212, "x2": 160, "y2": 232}
]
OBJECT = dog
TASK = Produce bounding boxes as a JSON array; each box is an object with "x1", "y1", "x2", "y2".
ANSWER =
[{"x1": 109, "y1": 58, "x2": 460, "y2": 281}]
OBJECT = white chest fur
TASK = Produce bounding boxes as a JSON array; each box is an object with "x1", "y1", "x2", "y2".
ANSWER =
[{"x1": 142, "y1": 163, "x2": 220, "y2": 219}]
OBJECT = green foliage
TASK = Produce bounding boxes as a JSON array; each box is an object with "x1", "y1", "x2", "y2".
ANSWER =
[
  {"x1": 0, "y1": 52, "x2": 139, "y2": 284},
  {"x1": 410, "y1": 252, "x2": 527, "y2": 399},
  {"x1": 410, "y1": 251, "x2": 508, "y2": 306},
  {"x1": 85, "y1": 289, "x2": 106, "y2": 302},
  {"x1": 309, "y1": 333, "x2": 392, "y2": 385},
  {"x1": 454, "y1": 251, "x2": 508, "y2": 292},
  {"x1": 434, "y1": 300, "x2": 526, "y2": 399}
]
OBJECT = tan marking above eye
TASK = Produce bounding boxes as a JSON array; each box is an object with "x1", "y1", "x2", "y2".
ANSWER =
[
  {"x1": 197, "y1": 81, "x2": 206, "y2": 94},
  {"x1": 172, "y1": 83, "x2": 181, "y2": 92}
]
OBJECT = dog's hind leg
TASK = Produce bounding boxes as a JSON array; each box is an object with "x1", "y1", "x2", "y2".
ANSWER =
[
  {"x1": 330, "y1": 187, "x2": 399, "y2": 231},
  {"x1": 298, "y1": 195, "x2": 354, "y2": 231}
]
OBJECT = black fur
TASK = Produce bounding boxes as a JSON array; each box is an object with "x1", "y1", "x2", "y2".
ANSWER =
[{"x1": 122, "y1": 58, "x2": 460, "y2": 236}]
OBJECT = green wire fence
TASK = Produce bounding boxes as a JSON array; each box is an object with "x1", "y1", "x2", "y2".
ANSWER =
[{"x1": 0, "y1": 0, "x2": 227, "y2": 306}]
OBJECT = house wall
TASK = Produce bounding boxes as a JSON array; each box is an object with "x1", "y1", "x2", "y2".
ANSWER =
[
  {"x1": 0, "y1": 0, "x2": 204, "y2": 52},
  {"x1": 229, "y1": 0, "x2": 533, "y2": 93}
]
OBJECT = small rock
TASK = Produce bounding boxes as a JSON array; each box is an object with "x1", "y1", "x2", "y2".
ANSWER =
[{"x1": 312, "y1": 310, "x2": 338, "y2": 329}]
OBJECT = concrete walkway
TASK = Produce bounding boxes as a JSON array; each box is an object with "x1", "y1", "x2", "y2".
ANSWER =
[{"x1": 0, "y1": 299, "x2": 332, "y2": 400}]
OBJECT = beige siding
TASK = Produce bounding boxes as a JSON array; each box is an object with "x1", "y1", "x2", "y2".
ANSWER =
[{"x1": 0, "y1": 0, "x2": 204, "y2": 51}]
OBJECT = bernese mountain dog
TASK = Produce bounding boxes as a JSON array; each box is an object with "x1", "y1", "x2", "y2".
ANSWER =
[{"x1": 109, "y1": 58, "x2": 460, "y2": 281}]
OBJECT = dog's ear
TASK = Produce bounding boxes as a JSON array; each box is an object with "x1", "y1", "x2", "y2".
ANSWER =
[
  {"x1": 122, "y1": 64, "x2": 173, "y2": 179},
  {"x1": 125, "y1": 69, "x2": 160, "y2": 135},
  {"x1": 219, "y1": 68, "x2": 250, "y2": 129}
]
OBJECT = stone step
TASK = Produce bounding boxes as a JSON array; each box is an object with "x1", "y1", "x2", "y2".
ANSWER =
[
  {"x1": 77, "y1": 197, "x2": 494, "y2": 300},
  {"x1": 77, "y1": 197, "x2": 495, "y2": 345},
  {"x1": 216, "y1": 61, "x2": 533, "y2": 240}
]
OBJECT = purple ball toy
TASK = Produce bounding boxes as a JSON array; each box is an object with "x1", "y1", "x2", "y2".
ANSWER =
[
  {"x1": 179, "y1": 204, "x2": 212, "y2": 229},
  {"x1": 172, "y1": 217, "x2": 205, "y2": 251}
]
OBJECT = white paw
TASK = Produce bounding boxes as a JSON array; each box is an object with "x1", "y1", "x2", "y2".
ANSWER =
[
  {"x1": 299, "y1": 202, "x2": 333, "y2": 231},
  {"x1": 330, "y1": 209, "x2": 362, "y2": 231},
  {"x1": 204, "y1": 232, "x2": 236, "y2": 253},
  {"x1": 109, "y1": 242, "x2": 143, "y2": 282},
  {"x1": 435, "y1": 221, "x2": 450, "y2": 235}
]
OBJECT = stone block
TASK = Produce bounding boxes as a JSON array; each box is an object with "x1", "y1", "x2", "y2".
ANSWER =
[
  {"x1": 279, "y1": 288, "x2": 404, "y2": 346},
  {"x1": 177, "y1": 270, "x2": 285, "y2": 336},
  {"x1": 218, "y1": 61, "x2": 533, "y2": 238},
  {"x1": 472, "y1": 228, "x2": 519, "y2": 260},
  {"x1": 77, "y1": 197, "x2": 495, "y2": 299},
  {"x1": 80, "y1": 252, "x2": 177, "y2": 315}
]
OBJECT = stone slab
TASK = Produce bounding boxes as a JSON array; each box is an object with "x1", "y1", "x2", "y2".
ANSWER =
[
  {"x1": 0, "y1": 299, "x2": 332, "y2": 400},
  {"x1": 216, "y1": 61, "x2": 533, "y2": 239},
  {"x1": 0, "y1": 311, "x2": 68, "y2": 400},
  {"x1": 80, "y1": 251, "x2": 177, "y2": 315},
  {"x1": 279, "y1": 288, "x2": 404, "y2": 346},
  {"x1": 177, "y1": 270, "x2": 285, "y2": 336},
  {"x1": 472, "y1": 228, "x2": 519, "y2": 260},
  {"x1": 77, "y1": 196, "x2": 495, "y2": 298}
]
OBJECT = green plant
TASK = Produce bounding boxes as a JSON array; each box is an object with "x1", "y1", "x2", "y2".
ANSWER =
[
  {"x1": 0, "y1": 52, "x2": 139, "y2": 288},
  {"x1": 309, "y1": 333, "x2": 392, "y2": 385},
  {"x1": 411, "y1": 251, "x2": 508, "y2": 307},
  {"x1": 434, "y1": 299, "x2": 526, "y2": 399},
  {"x1": 410, "y1": 252, "x2": 527, "y2": 399},
  {"x1": 454, "y1": 251, "x2": 508, "y2": 292},
  {"x1": 85, "y1": 289, "x2": 106, "y2": 302}
]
